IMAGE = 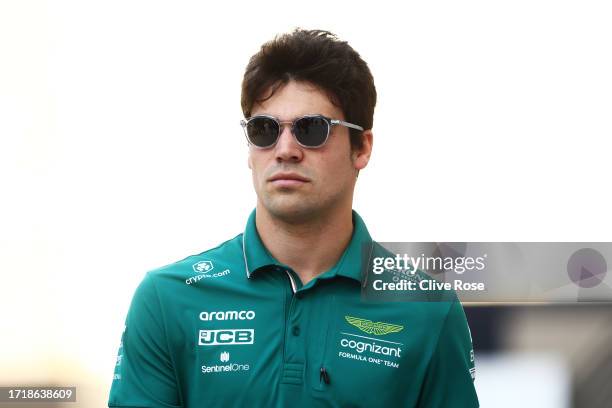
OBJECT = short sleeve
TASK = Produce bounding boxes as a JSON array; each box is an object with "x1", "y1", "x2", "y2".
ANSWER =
[
  {"x1": 108, "y1": 273, "x2": 182, "y2": 408},
  {"x1": 416, "y1": 299, "x2": 479, "y2": 408}
]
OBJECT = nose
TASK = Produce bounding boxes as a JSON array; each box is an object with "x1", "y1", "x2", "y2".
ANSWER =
[{"x1": 274, "y1": 123, "x2": 304, "y2": 163}]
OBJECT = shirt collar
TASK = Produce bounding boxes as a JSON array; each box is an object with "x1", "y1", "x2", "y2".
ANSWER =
[{"x1": 242, "y1": 209, "x2": 374, "y2": 285}]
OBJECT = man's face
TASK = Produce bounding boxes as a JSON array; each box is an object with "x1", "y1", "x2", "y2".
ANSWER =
[{"x1": 248, "y1": 80, "x2": 370, "y2": 223}]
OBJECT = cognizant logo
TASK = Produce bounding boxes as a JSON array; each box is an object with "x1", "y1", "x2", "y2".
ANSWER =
[{"x1": 340, "y1": 338, "x2": 401, "y2": 357}]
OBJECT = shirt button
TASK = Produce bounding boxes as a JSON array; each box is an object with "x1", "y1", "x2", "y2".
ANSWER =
[{"x1": 292, "y1": 326, "x2": 301, "y2": 336}]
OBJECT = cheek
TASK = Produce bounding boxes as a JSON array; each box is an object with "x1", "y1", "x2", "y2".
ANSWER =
[
  {"x1": 247, "y1": 152, "x2": 266, "y2": 186},
  {"x1": 321, "y1": 151, "x2": 355, "y2": 183},
  {"x1": 248, "y1": 149, "x2": 264, "y2": 173}
]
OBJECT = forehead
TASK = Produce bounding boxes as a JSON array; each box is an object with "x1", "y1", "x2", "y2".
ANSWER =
[{"x1": 251, "y1": 80, "x2": 344, "y2": 120}]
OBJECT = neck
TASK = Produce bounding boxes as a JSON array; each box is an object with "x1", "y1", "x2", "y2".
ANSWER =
[{"x1": 255, "y1": 204, "x2": 354, "y2": 286}]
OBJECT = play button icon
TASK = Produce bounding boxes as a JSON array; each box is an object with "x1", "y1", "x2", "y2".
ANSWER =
[{"x1": 567, "y1": 248, "x2": 607, "y2": 288}]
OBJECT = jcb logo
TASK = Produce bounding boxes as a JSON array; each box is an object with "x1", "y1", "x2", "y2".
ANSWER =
[{"x1": 198, "y1": 329, "x2": 254, "y2": 346}]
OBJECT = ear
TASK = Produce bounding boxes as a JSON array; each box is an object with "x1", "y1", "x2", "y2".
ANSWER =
[
  {"x1": 352, "y1": 130, "x2": 373, "y2": 170},
  {"x1": 247, "y1": 150, "x2": 253, "y2": 170}
]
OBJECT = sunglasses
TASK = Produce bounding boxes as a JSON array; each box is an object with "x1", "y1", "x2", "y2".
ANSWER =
[{"x1": 240, "y1": 114, "x2": 364, "y2": 149}]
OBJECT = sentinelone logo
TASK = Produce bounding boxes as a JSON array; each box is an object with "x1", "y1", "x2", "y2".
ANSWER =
[{"x1": 201, "y1": 351, "x2": 250, "y2": 374}]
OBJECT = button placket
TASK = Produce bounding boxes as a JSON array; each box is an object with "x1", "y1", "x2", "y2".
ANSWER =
[{"x1": 281, "y1": 270, "x2": 306, "y2": 385}]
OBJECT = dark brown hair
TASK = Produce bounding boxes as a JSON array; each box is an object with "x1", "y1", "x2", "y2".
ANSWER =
[{"x1": 241, "y1": 29, "x2": 376, "y2": 150}]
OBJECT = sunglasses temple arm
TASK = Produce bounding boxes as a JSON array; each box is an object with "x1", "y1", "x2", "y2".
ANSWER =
[{"x1": 330, "y1": 119, "x2": 364, "y2": 131}]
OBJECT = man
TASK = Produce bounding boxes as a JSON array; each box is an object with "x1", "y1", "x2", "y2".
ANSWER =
[{"x1": 108, "y1": 29, "x2": 479, "y2": 407}]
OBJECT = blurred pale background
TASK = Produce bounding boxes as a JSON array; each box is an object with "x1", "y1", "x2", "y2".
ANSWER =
[{"x1": 1, "y1": 0, "x2": 611, "y2": 407}]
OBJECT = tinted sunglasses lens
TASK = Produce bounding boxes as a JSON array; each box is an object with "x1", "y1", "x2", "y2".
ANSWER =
[
  {"x1": 246, "y1": 117, "x2": 279, "y2": 147},
  {"x1": 294, "y1": 116, "x2": 329, "y2": 147}
]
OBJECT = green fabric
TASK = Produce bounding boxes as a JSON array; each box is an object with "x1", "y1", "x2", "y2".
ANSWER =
[{"x1": 109, "y1": 209, "x2": 478, "y2": 407}]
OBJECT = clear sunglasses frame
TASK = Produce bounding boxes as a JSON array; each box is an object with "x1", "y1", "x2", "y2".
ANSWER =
[{"x1": 240, "y1": 114, "x2": 364, "y2": 149}]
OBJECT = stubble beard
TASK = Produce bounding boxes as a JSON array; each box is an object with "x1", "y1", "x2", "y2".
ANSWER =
[{"x1": 258, "y1": 184, "x2": 349, "y2": 226}]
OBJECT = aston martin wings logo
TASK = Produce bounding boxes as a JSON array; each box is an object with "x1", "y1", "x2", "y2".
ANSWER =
[{"x1": 345, "y1": 316, "x2": 404, "y2": 335}]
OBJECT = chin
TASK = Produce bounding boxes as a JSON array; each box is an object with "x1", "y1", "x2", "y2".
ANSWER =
[{"x1": 262, "y1": 197, "x2": 320, "y2": 224}]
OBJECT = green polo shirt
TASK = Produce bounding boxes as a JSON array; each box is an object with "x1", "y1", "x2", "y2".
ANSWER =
[{"x1": 109, "y1": 210, "x2": 478, "y2": 407}]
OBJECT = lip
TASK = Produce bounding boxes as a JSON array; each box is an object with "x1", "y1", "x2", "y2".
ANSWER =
[
  {"x1": 268, "y1": 173, "x2": 310, "y2": 187},
  {"x1": 268, "y1": 172, "x2": 310, "y2": 182}
]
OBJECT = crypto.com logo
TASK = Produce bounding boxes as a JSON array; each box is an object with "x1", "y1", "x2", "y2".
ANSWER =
[{"x1": 193, "y1": 261, "x2": 214, "y2": 274}]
